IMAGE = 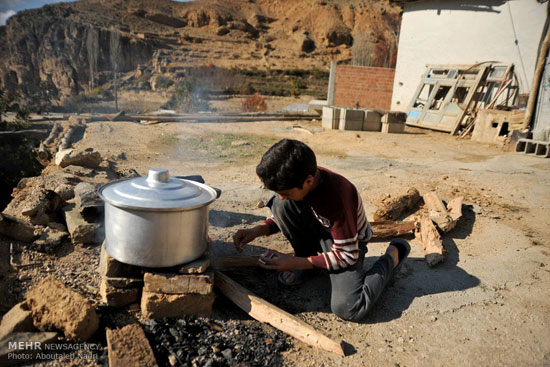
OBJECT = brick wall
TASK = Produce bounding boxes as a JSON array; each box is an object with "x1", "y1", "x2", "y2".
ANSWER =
[{"x1": 333, "y1": 65, "x2": 395, "y2": 110}]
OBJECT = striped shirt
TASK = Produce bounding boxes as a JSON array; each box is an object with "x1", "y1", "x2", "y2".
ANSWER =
[{"x1": 265, "y1": 167, "x2": 372, "y2": 271}]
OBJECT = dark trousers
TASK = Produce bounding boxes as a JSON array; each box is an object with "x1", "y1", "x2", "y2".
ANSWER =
[{"x1": 269, "y1": 195, "x2": 394, "y2": 322}]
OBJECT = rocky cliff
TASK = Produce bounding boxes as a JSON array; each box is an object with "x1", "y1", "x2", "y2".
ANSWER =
[{"x1": 0, "y1": 0, "x2": 400, "y2": 104}]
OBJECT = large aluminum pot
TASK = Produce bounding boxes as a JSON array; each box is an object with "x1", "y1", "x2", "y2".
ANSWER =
[{"x1": 98, "y1": 168, "x2": 217, "y2": 267}]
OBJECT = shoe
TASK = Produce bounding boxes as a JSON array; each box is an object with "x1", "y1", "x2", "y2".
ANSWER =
[
  {"x1": 388, "y1": 238, "x2": 410, "y2": 284},
  {"x1": 278, "y1": 270, "x2": 306, "y2": 286}
]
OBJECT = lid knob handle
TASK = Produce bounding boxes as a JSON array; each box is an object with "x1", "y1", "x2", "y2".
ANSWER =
[{"x1": 147, "y1": 168, "x2": 170, "y2": 184}]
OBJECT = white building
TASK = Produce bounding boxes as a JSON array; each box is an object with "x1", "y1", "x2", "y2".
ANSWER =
[{"x1": 391, "y1": 0, "x2": 547, "y2": 112}]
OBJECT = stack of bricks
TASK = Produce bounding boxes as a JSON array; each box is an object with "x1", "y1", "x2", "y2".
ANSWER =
[
  {"x1": 98, "y1": 242, "x2": 143, "y2": 308},
  {"x1": 97, "y1": 241, "x2": 216, "y2": 318}
]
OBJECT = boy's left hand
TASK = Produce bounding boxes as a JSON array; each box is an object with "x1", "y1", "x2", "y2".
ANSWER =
[{"x1": 258, "y1": 250, "x2": 314, "y2": 271}]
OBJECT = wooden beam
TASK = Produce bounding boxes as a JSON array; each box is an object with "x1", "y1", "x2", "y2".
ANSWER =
[{"x1": 214, "y1": 271, "x2": 347, "y2": 356}]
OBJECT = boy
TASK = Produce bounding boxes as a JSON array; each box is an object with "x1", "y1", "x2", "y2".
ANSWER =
[{"x1": 232, "y1": 139, "x2": 410, "y2": 322}]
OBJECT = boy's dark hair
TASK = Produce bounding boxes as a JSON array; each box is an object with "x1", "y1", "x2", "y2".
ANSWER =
[{"x1": 256, "y1": 139, "x2": 317, "y2": 191}]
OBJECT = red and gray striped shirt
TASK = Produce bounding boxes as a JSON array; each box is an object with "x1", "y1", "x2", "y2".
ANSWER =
[{"x1": 264, "y1": 167, "x2": 372, "y2": 271}]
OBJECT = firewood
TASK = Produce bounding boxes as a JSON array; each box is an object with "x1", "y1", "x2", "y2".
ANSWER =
[
  {"x1": 373, "y1": 187, "x2": 421, "y2": 221},
  {"x1": 371, "y1": 220, "x2": 418, "y2": 238},
  {"x1": 415, "y1": 216, "x2": 445, "y2": 267},
  {"x1": 214, "y1": 271, "x2": 346, "y2": 356},
  {"x1": 422, "y1": 192, "x2": 463, "y2": 232},
  {"x1": 444, "y1": 196, "x2": 464, "y2": 232}
]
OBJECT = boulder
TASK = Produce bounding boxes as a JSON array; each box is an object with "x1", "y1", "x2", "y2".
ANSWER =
[
  {"x1": 74, "y1": 182, "x2": 103, "y2": 220},
  {"x1": 26, "y1": 277, "x2": 99, "y2": 341},
  {"x1": 63, "y1": 203, "x2": 102, "y2": 244}
]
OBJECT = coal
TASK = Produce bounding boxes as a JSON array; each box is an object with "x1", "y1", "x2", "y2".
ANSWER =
[{"x1": 143, "y1": 315, "x2": 291, "y2": 367}]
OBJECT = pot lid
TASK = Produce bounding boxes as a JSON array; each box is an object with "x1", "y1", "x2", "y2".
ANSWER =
[{"x1": 98, "y1": 168, "x2": 217, "y2": 210}]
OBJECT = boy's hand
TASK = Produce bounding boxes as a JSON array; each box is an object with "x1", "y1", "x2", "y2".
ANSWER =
[
  {"x1": 258, "y1": 250, "x2": 314, "y2": 271},
  {"x1": 232, "y1": 224, "x2": 270, "y2": 252}
]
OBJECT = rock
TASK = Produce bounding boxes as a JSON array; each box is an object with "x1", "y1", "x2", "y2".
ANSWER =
[
  {"x1": 74, "y1": 182, "x2": 103, "y2": 220},
  {"x1": 105, "y1": 277, "x2": 143, "y2": 289},
  {"x1": 143, "y1": 272, "x2": 214, "y2": 295},
  {"x1": 216, "y1": 26, "x2": 230, "y2": 35},
  {"x1": 32, "y1": 227, "x2": 68, "y2": 248},
  {"x1": 178, "y1": 255, "x2": 210, "y2": 274},
  {"x1": 106, "y1": 324, "x2": 157, "y2": 367},
  {"x1": 55, "y1": 148, "x2": 101, "y2": 169},
  {"x1": 4, "y1": 187, "x2": 64, "y2": 225},
  {"x1": 54, "y1": 184, "x2": 75, "y2": 201},
  {"x1": 0, "y1": 213, "x2": 37, "y2": 242},
  {"x1": 100, "y1": 279, "x2": 140, "y2": 308},
  {"x1": 0, "y1": 302, "x2": 36, "y2": 339},
  {"x1": 0, "y1": 332, "x2": 58, "y2": 365},
  {"x1": 26, "y1": 277, "x2": 99, "y2": 341},
  {"x1": 63, "y1": 203, "x2": 102, "y2": 244},
  {"x1": 141, "y1": 291, "x2": 215, "y2": 319}
]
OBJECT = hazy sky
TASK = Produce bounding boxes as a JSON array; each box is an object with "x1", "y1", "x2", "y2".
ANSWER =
[{"x1": 0, "y1": 0, "x2": 193, "y2": 25}]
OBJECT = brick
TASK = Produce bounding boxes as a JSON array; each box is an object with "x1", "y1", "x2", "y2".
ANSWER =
[
  {"x1": 143, "y1": 272, "x2": 214, "y2": 295},
  {"x1": 105, "y1": 277, "x2": 143, "y2": 289},
  {"x1": 141, "y1": 291, "x2": 215, "y2": 319},
  {"x1": 0, "y1": 302, "x2": 35, "y2": 339},
  {"x1": 26, "y1": 277, "x2": 99, "y2": 341},
  {"x1": 100, "y1": 278, "x2": 141, "y2": 308},
  {"x1": 107, "y1": 324, "x2": 157, "y2": 367},
  {"x1": 98, "y1": 242, "x2": 141, "y2": 278},
  {"x1": 178, "y1": 254, "x2": 210, "y2": 274}
]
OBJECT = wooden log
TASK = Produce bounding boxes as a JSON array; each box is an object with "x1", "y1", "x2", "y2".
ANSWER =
[
  {"x1": 415, "y1": 216, "x2": 445, "y2": 267},
  {"x1": 58, "y1": 125, "x2": 78, "y2": 152},
  {"x1": 38, "y1": 122, "x2": 62, "y2": 160},
  {"x1": 422, "y1": 191, "x2": 452, "y2": 230},
  {"x1": 373, "y1": 187, "x2": 421, "y2": 221},
  {"x1": 214, "y1": 271, "x2": 346, "y2": 356},
  {"x1": 523, "y1": 26, "x2": 550, "y2": 129},
  {"x1": 371, "y1": 220, "x2": 417, "y2": 238},
  {"x1": 444, "y1": 196, "x2": 464, "y2": 232}
]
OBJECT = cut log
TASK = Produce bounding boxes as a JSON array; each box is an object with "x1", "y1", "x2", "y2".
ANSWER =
[
  {"x1": 371, "y1": 220, "x2": 418, "y2": 239},
  {"x1": 214, "y1": 271, "x2": 346, "y2": 356},
  {"x1": 422, "y1": 191, "x2": 452, "y2": 230},
  {"x1": 373, "y1": 187, "x2": 421, "y2": 221},
  {"x1": 38, "y1": 122, "x2": 62, "y2": 160},
  {"x1": 422, "y1": 192, "x2": 463, "y2": 232},
  {"x1": 416, "y1": 216, "x2": 445, "y2": 267},
  {"x1": 444, "y1": 196, "x2": 464, "y2": 232}
]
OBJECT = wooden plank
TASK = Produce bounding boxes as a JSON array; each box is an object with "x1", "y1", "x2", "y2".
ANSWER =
[
  {"x1": 415, "y1": 216, "x2": 445, "y2": 267},
  {"x1": 451, "y1": 65, "x2": 488, "y2": 135},
  {"x1": 214, "y1": 271, "x2": 347, "y2": 356}
]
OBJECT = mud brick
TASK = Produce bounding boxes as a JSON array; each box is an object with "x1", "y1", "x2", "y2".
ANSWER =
[
  {"x1": 178, "y1": 254, "x2": 210, "y2": 274},
  {"x1": 0, "y1": 302, "x2": 36, "y2": 339},
  {"x1": 100, "y1": 278, "x2": 140, "y2": 308},
  {"x1": 105, "y1": 277, "x2": 143, "y2": 289},
  {"x1": 106, "y1": 324, "x2": 157, "y2": 367},
  {"x1": 141, "y1": 291, "x2": 215, "y2": 319},
  {"x1": 26, "y1": 277, "x2": 99, "y2": 341},
  {"x1": 143, "y1": 272, "x2": 213, "y2": 295},
  {"x1": 98, "y1": 242, "x2": 141, "y2": 278}
]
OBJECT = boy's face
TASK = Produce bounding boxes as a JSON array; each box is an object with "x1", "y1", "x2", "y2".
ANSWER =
[{"x1": 275, "y1": 174, "x2": 315, "y2": 201}]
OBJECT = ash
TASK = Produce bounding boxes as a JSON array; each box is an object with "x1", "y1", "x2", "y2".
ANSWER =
[{"x1": 143, "y1": 316, "x2": 291, "y2": 367}]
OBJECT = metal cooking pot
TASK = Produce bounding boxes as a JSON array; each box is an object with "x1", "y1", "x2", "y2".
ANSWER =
[{"x1": 98, "y1": 168, "x2": 217, "y2": 267}]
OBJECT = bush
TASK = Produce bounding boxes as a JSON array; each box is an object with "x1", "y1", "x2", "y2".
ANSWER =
[
  {"x1": 155, "y1": 75, "x2": 174, "y2": 90},
  {"x1": 241, "y1": 94, "x2": 267, "y2": 112},
  {"x1": 163, "y1": 79, "x2": 210, "y2": 113}
]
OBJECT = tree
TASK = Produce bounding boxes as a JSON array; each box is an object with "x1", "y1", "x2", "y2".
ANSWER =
[
  {"x1": 110, "y1": 29, "x2": 121, "y2": 111},
  {"x1": 87, "y1": 27, "x2": 99, "y2": 91}
]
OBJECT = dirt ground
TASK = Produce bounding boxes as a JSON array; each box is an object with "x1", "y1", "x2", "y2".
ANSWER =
[{"x1": 4, "y1": 110, "x2": 550, "y2": 366}]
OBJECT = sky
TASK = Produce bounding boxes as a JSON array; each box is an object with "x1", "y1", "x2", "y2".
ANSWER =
[{"x1": 0, "y1": 0, "x2": 192, "y2": 25}]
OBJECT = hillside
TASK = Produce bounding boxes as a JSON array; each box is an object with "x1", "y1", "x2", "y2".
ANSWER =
[{"x1": 0, "y1": 0, "x2": 401, "y2": 105}]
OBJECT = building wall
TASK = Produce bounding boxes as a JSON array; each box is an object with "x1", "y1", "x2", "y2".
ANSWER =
[
  {"x1": 333, "y1": 65, "x2": 395, "y2": 110},
  {"x1": 391, "y1": 0, "x2": 546, "y2": 112}
]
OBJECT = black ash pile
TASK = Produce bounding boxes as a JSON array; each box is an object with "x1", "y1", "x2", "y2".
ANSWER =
[{"x1": 143, "y1": 316, "x2": 291, "y2": 367}]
